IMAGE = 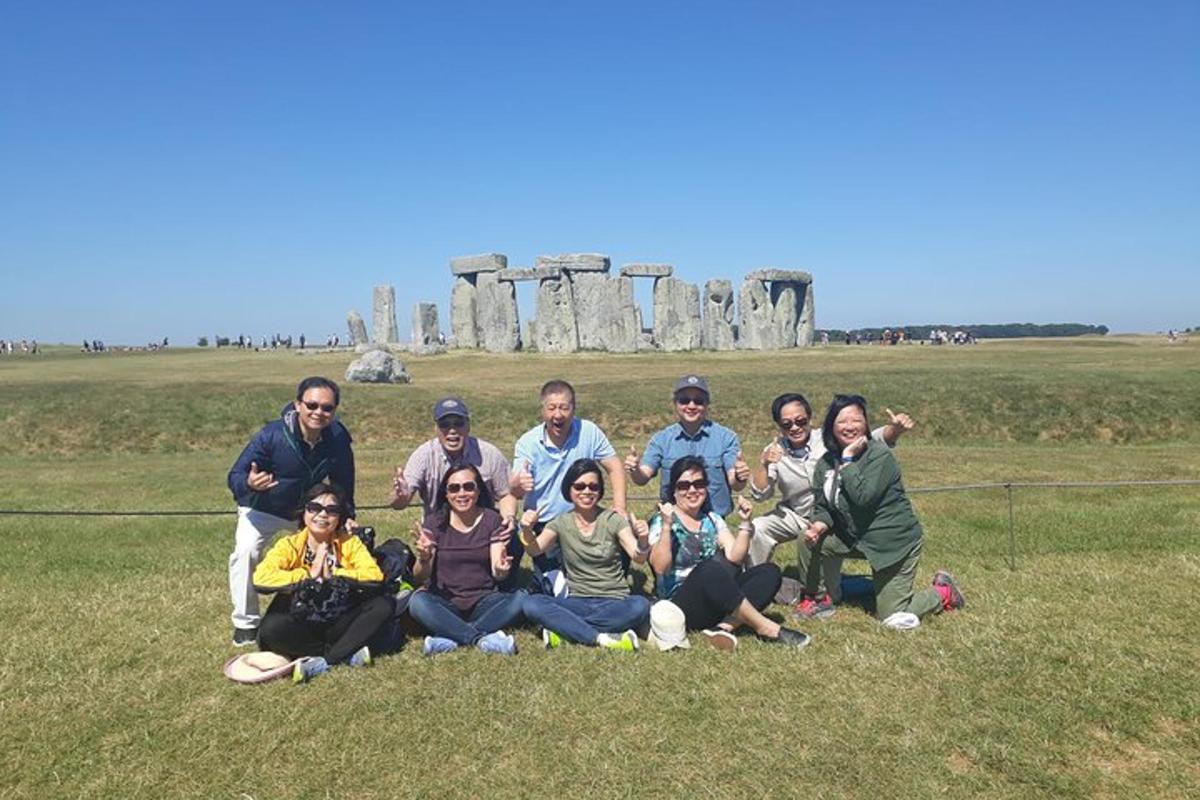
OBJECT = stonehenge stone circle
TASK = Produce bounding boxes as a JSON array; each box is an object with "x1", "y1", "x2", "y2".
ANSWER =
[
  {"x1": 372, "y1": 285, "x2": 398, "y2": 344},
  {"x1": 346, "y1": 311, "x2": 369, "y2": 346}
]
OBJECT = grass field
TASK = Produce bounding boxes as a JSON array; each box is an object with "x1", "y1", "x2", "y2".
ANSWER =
[{"x1": 1, "y1": 338, "x2": 1198, "y2": 799}]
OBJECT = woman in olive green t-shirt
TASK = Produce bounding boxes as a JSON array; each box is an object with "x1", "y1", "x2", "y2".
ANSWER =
[{"x1": 519, "y1": 458, "x2": 651, "y2": 650}]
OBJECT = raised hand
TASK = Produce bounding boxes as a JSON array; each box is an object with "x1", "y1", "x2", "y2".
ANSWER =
[
  {"x1": 391, "y1": 467, "x2": 410, "y2": 501},
  {"x1": 412, "y1": 521, "x2": 436, "y2": 563},
  {"x1": 630, "y1": 510, "x2": 649, "y2": 541},
  {"x1": 624, "y1": 444, "x2": 641, "y2": 474},
  {"x1": 733, "y1": 451, "x2": 751, "y2": 483},
  {"x1": 885, "y1": 407, "x2": 916, "y2": 432},
  {"x1": 735, "y1": 495, "x2": 754, "y2": 522},
  {"x1": 516, "y1": 460, "x2": 534, "y2": 494},
  {"x1": 762, "y1": 441, "x2": 784, "y2": 466},
  {"x1": 519, "y1": 508, "x2": 540, "y2": 531},
  {"x1": 494, "y1": 548, "x2": 513, "y2": 577},
  {"x1": 658, "y1": 502, "x2": 675, "y2": 527},
  {"x1": 247, "y1": 461, "x2": 278, "y2": 492}
]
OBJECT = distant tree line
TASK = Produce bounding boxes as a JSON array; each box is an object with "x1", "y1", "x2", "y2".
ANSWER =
[{"x1": 823, "y1": 323, "x2": 1108, "y2": 340}]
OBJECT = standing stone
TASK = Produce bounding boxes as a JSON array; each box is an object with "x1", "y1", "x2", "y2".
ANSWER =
[
  {"x1": 346, "y1": 311, "x2": 369, "y2": 346},
  {"x1": 534, "y1": 275, "x2": 578, "y2": 353},
  {"x1": 474, "y1": 271, "x2": 521, "y2": 353},
  {"x1": 608, "y1": 275, "x2": 641, "y2": 353},
  {"x1": 797, "y1": 282, "x2": 815, "y2": 347},
  {"x1": 738, "y1": 278, "x2": 775, "y2": 350},
  {"x1": 570, "y1": 271, "x2": 610, "y2": 351},
  {"x1": 411, "y1": 302, "x2": 440, "y2": 346},
  {"x1": 652, "y1": 277, "x2": 702, "y2": 352},
  {"x1": 372, "y1": 285, "x2": 399, "y2": 344},
  {"x1": 770, "y1": 283, "x2": 799, "y2": 349},
  {"x1": 450, "y1": 277, "x2": 478, "y2": 349},
  {"x1": 701, "y1": 280, "x2": 736, "y2": 351}
]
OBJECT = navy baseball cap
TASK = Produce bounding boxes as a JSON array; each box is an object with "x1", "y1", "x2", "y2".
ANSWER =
[
  {"x1": 673, "y1": 374, "x2": 710, "y2": 399},
  {"x1": 432, "y1": 396, "x2": 470, "y2": 421}
]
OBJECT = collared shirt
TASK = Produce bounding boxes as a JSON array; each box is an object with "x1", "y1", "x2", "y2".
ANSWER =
[
  {"x1": 402, "y1": 436, "x2": 511, "y2": 517},
  {"x1": 749, "y1": 426, "x2": 888, "y2": 521},
  {"x1": 513, "y1": 418, "x2": 616, "y2": 522},
  {"x1": 642, "y1": 419, "x2": 741, "y2": 516}
]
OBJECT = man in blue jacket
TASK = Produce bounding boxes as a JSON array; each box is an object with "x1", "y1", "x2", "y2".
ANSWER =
[{"x1": 227, "y1": 376, "x2": 356, "y2": 646}]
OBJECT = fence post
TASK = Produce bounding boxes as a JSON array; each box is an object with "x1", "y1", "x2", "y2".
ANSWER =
[{"x1": 1005, "y1": 482, "x2": 1016, "y2": 570}]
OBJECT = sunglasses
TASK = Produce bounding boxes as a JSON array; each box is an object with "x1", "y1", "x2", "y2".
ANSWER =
[
  {"x1": 304, "y1": 501, "x2": 342, "y2": 516},
  {"x1": 779, "y1": 417, "x2": 810, "y2": 430},
  {"x1": 571, "y1": 481, "x2": 601, "y2": 492},
  {"x1": 446, "y1": 481, "x2": 478, "y2": 494},
  {"x1": 674, "y1": 479, "x2": 709, "y2": 492},
  {"x1": 302, "y1": 400, "x2": 337, "y2": 413},
  {"x1": 675, "y1": 395, "x2": 708, "y2": 407},
  {"x1": 437, "y1": 416, "x2": 466, "y2": 430}
]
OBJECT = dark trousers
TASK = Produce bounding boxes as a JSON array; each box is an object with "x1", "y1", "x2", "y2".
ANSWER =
[
  {"x1": 672, "y1": 558, "x2": 782, "y2": 631},
  {"x1": 258, "y1": 593, "x2": 393, "y2": 663}
]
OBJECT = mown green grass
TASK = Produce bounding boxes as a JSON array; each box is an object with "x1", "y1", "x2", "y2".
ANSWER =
[{"x1": 1, "y1": 338, "x2": 1198, "y2": 799}]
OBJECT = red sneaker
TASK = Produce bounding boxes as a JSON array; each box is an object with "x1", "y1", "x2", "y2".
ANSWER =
[
  {"x1": 933, "y1": 570, "x2": 965, "y2": 610},
  {"x1": 793, "y1": 593, "x2": 835, "y2": 620}
]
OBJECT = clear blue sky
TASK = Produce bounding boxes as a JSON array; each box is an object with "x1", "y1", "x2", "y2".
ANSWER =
[{"x1": 2, "y1": 1, "x2": 1197, "y2": 344}]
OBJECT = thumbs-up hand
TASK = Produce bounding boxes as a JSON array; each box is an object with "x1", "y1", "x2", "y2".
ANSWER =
[
  {"x1": 624, "y1": 444, "x2": 641, "y2": 474},
  {"x1": 735, "y1": 495, "x2": 754, "y2": 522},
  {"x1": 885, "y1": 407, "x2": 916, "y2": 433},
  {"x1": 658, "y1": 502, "x2": 675, "y2": 527},
  {"x1": 520, "y1": 508, "x2": 540, "y2": 531},
  {"x1": 630, "y1": 510, "x2": 649, "y2": 541},
  {"x1": 762, "y1": 441, "x2": 784, "y2": 466},
  {"x1": 733, "y1": 451, "x2": 751, "y2": 483},
  {"x1": 247, "y1": 461, "x2": 278, "y2": 492},
  {"x1": 515, "y1": 460, "x2": 534, "y2": 494}
]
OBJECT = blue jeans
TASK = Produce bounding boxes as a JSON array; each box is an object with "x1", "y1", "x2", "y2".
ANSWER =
[
  {"x1": 522, "y1": 594, "x2": 650, "y2": 645},
  {"x1": 407, "y1": 589, "x2": 526, "y2": 646}
]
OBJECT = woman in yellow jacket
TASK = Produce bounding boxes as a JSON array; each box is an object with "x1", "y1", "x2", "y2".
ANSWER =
[{"x1": 253, "y1": 482, "x2": 389, "y2": 683}]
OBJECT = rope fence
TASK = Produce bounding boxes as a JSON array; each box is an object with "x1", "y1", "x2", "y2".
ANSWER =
[{"x1": 5, "y1": 479, "x2": 1198, "y2": 571}]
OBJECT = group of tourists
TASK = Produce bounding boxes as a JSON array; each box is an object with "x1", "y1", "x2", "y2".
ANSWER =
[{"x1": 223, "y1": 374, "x2": 965, "y2": 685}]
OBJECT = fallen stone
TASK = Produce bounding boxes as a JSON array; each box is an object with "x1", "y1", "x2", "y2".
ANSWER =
[
  {"x1": 345, "y1": 347, "x2": 411, "y2": 384},
  {"x1": 450, "y1": 253, "x2": 507, "y2": 276},
  {"x1": 701, "y1": 279, "x2": 736, "y2": 351},
  {"x1": 534, "y1": 275, "x2": 578, "y2": 353},
  {"x1": 745, "y1": 268, "x2": 813, "y2": 284},
  {"x1": 372, "y1": 285, "x2": 399, "y2": 344},
  {"x1": 475, "y1": 271, "x2": 521, "y2": 352},
  {"x1": 346, "y1": 311, "x2": 369, "y2": 346},
  {"x1": 620, "y1": 263, "x2": 673, "y2": 278},
  {"x1": 496, "y1": 266, "x2": 563, "y2": 282},
  {"x1": 536, "y1": 253, "x2": 610, "y2": 272},
  {"x1": 652, "y1": 276, "x2": 702, "y2": 352},
  {"x1": 449, "y1": 277, "x2": 478, "y2": 349}
]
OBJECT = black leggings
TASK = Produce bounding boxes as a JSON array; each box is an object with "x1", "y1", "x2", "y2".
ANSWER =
[
  {"x1": 671, "y1": 558, "x2": 782, "y2": 631},
  {"x1": 258, "y1": 593, "x2": 393, "y2": 663}
]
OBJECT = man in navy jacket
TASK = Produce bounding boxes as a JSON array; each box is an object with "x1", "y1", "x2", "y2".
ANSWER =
[{"x1": 227, "y1": 376, "x2": 356, "y2": 645}]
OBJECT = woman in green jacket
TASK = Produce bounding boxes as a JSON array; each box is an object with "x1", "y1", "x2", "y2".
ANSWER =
[{"x1": 803, "y1": 395, "x2": 964, "y2": 626}]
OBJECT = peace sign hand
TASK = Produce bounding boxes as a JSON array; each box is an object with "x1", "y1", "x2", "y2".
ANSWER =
[{"x1": 412, "y1": 521, "x2": 436, "y2": 563}]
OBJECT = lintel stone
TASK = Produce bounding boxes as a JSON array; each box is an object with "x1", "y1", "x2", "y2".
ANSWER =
[
  {"x1": 620, "y1": 263, "x2": 673, "y2": 278},
  {"x1": 536, "y1": 253, "x2": 610, "y2": 272},
  {"x1": 496, "y1": 266, "x2": 563, "y2": 282},
  {"x1": 745, "y1": 268, "x2": 813, "y2": 284},
  {"x1": 450, "y1": 253, "x2": 508, "y2": 275}
]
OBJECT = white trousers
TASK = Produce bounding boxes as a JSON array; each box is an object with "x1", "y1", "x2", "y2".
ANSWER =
[{"x1": 228, "y1": 506, "x2": 295, "y2": 630}]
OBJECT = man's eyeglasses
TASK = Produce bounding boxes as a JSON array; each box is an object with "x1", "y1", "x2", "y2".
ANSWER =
[
  {"x1": 571, "y1": 481, "x2": 601, "y2": 493},
  {"x1": 302, "y1": 401, "x2": 337, "y2": 413},
  {"x1": 446, "y1": 481, "x2": 478, "y2": 494},
  {"x1": 304, "y1": 501, "x2": 342, "y2": 516},
  {"x1": 674, "y1": 479, "x2": 709, "y2": 492},
  {"x1": 778, "y1": 417, "x2": 810, "y2": 430},
  {"x1": 437, "y1": 416, "x2": 467, "y2": 431}
]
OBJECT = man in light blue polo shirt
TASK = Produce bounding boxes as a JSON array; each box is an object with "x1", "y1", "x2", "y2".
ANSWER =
[
  {"x1": 510, "y1": 379, "x2": 627, "y2": 579},
  {"x1": 626, "y1": 374, "x2": 749, "y2": 517}
]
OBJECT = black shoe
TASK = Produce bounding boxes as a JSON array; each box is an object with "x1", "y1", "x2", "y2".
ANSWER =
[
  {"x1": 762, "y1": 626, "x2": 811, "y2": 649},
  {"x1": 232, "y1": 627, "x2": 258, "y2": 647}
]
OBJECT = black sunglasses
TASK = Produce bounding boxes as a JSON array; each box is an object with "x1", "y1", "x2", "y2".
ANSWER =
[
  {"x1": 674, "y1": 479, "x2": 709, "y2": 492},
  {"x1": 779, "y1": 417, "x2": 810, "y2": 430},
  {"x1": 304, "y1": 501, "x2": 342, "y2": 516},
  {"x1": 302, "y1": 400, "x2": 337, "y2": 413},
  {"x1": 446, "y1": 481, "x2": 478, "y2": 494},
  {"x1": 571, "y1": 481, "x2": 601, "y2": 492},
  {"x1": 437, "y1": 416, "x2": 467, "y2": 430},
  {"x1": 675, "y1": 395, "x2": 708, "y2": 407}
]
